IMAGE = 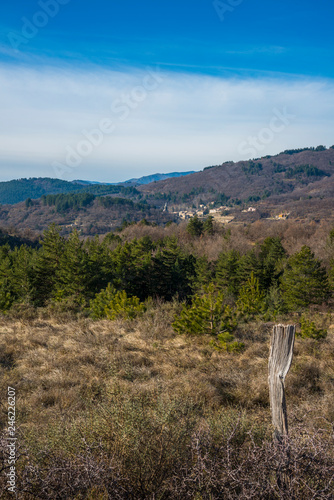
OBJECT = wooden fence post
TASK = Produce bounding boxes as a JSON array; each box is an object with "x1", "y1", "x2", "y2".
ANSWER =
[{"x1": 268, "y1": 324, "x2": 295, "y2": 442}]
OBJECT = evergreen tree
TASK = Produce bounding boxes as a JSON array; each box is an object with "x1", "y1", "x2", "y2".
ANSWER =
[
  {"x1": 298, "y1": 316, "x2": 327, "y2": 340},
  {"x1": 111, "y1": 238, "x2": 153, "y2": 300},
  {"x1": 236, "y1": 272, "x2": 265, "y2": 318},
  {"x1": 257, "y1": 237, "x2": 286, "y2": 289},
  {"x1": 203, "y1": 216, "x2": 214, "y2": 235},
  {"x1": 111, "y1": 241, "x2": 136, "y2": 292},
  {"x1": 53, "y1": 230, "x2": 90, "y2": 304},
  {"x1": 186, "y1": 215, "x2": 204, "y2": 237},
  {"x1": 0, "y1": 245, "x2": 14, "y2": 311},
  {"x1": 151, "y1": 237, "x2": 195, "y2": 300},
  {"x1": 209, "y1": 331, "x2": 245, "y2": 353},
  {"x1": 264, "y1": 285, "x2": 287, "y2": 319},
  {"x1": 281, "y1": 245, "x2": 331, "y2": 311},
  {"x1": 172, "y1": 283, "x2": 236, "y2": 336},
  {"x1": 237, "y1": 250, "x2": 261, "y2": 287},
  {"x1": 215, "y1": 249, "x2": 241, "y2": 297},
  {"x1": 127, "y1": 237, "x2": 154, "y2": 299},
  {"x1": 192, "y1": 256, "x2": 213, "y2": 292},
  {"x1": 85, "y1": 236, "x2": 114, "y2": 296},
  {"x1": 33, "y1": 224, "x2": 65, "y2": 305},
  {"x1": 0, "y1": 281, "x2": 12, "y2": 311},
  {"x1": 8, "y1": 246, "x2": 36, "y2": 304},
  {"x1": 90, "y1": 284, "x2": 145, "y2": 320}
]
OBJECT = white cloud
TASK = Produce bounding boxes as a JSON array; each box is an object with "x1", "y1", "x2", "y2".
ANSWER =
[{"x1": 0, "y1": 62, "x2": 333, "y2": 182}]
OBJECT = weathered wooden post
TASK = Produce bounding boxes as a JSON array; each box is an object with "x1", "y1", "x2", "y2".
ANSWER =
[{"x1": 268, "y1": 324, "x2": 295, "y2": 442}]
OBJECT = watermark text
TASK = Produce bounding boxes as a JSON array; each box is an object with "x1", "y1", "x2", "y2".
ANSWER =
[{"x1": 6, "y1": 387, "x2": 17, "y2": 494}]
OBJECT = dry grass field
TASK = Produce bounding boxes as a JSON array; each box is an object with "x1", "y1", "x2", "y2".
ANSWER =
[{"x1": 0, "y1": 303, "x2": 333, "y2": 498}]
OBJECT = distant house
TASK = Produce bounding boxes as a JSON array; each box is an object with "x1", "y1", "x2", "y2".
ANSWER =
[
  {"x1": 242, "y1": 207, "x2": 257, "y2": 213},
  {"x1": 178, "y1": 211, "x2": 194, "y2": 220},
  {"x1": 276, "y1": 212, "x2": 290, "y2": 220}
]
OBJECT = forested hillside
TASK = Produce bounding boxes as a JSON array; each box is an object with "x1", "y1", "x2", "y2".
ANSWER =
[
  {"x1": 0, "y1": 177, "x2": 139, "y2": 205},
  {"x1": 140, "y1": 146, "x2": 334, "y2": 204},
  {"x1": 0, "y1": 192, "x2": 171, "y2": 235},
  {"x1": 0, "y1": 170, "x2": 195, "y2": 205}
]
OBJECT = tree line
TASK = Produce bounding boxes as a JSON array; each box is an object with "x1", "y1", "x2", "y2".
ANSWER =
[{"x1": 0, "y1": 223, "x2": 333, "y2": 331}]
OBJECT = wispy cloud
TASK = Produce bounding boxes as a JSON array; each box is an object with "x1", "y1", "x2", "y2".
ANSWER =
[
  {"x1": 0, "y1": 61, "x2": 333, "y2": 182},
  {"x1": 225, "y1": 46, "x2": 288, "y2": 55}
]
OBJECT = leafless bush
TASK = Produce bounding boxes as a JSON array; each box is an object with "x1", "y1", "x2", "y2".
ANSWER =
[{"x1": 1, "y1": 411, "x2": 333, "y2": 499}]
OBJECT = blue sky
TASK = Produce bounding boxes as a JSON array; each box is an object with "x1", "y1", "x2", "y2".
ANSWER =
[{"x1": 0, "y1": 0, "x2": 333, "y2": 182}]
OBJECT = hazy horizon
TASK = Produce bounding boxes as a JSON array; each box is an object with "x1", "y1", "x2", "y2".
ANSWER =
[{"x1": 0, "y1": 0, "x2": 333, "y2": 183}]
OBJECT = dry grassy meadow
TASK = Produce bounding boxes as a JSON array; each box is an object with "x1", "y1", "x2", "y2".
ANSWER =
[{"x1": 0, "y1": 301, "x2": 333, "y2": 499}]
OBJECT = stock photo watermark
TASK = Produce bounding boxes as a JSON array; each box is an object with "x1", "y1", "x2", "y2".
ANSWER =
[
  {"x1": 52, "y1": 66, "x2": 164, "y2": 178},
  {"x1": 5, "y1": 387, "x2": 17, "y2": 494},
  {"x1": 213, "y1": 0, "x2": 244, "y2": 22},
  {"x1": 238, "y1": 107, "x2": 296, "y2": 158},
  {"x1": 7, "y1": 0, "x2": 71, "y2": 50}
]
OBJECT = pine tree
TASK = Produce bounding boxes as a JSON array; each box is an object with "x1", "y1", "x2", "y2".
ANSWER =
[
  {"x1": 53, "y1": 230, "x2": 90, "y2": 304},
  {"x1": 237, "y1": 250, "x2": 261, "y2": 287},
  {"x1": 172, "y1": 283, "x2": 236, "y2": 336},
  {"x1": 0, "y1": 246, "x2": 14, "y2": 311},
  {"x1": 257, "y1": 237, "x2": 286, "y2": 289},
  {"x1": 33, "y1": 224, "x2": 65, "y2": 305},
  {"x1": 215, "y1": 249, "x2": 241, "y2": 297},
  {"x1": 90, "y1": 284, "x2": 145, "y2": 320},
  {"x1": 111, "y1": 238, "x2": 153, "y2": 300},
  {"x1": 128, "y1": 237, "x2": 155, "y2": 299},
  {"x1": 281, "y1": 245, "x2": 331, "y2": 311},
  {"x1": 151, "y1": 237, "x2": 195, "y2": 300},
  {"x1": 210, "y1": 331, "x2": 245, "y2": 353},
  {"x1": 8, "y1": 246, "x2": 36, "y2": 304},
  {"x1": 264, "y1": 285, "x2": 287, "y2": 320},
  {"x1": 0, "y1": 281, "x2": 12, "y2": 311},
  {"x1": 236, "y1": 272, "x2": 265, "y2": 318},
  {"x1": 186, "y1": 215, "x2": 204, "y2": 237},
  {"x1": 203, "y1": 216, "x2": 214, "y2": 235},
  {"x1": 85, "y1": 236, "x2": 114, "y2": 296},
  {"x1": 298, "y1": 316, "x2": 327, "y2": 340},
  {"x1": 192, "y1": 256, "x2": 213, "y2": 292},
  {"x1": 281, "y1": 245, "x2": 330, "y2": 311}
]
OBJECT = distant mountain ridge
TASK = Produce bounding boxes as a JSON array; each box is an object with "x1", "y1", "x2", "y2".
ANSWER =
[
  {"x1": 139, "y1": 147, "x2": 334, "y2": 203},
  {"x1": 0, "y1": 171, "x2": 196, "y2": 205},
  {"x1": 119, "y1": 171, "x2": 196, "y2": 185},
  {"x1": 72, "y1": 171, "x2": 196, "y2": 187},
  {"x1": 0, "y1": 146, "x2": 334, "y2": 234},
  {"x1": 1, "y1": 146, "x2": 334, "y2": 209}
]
